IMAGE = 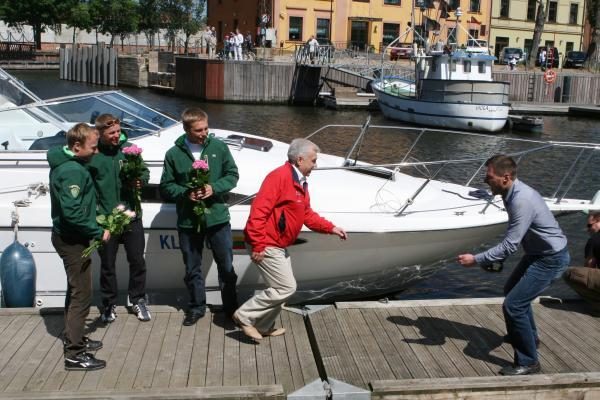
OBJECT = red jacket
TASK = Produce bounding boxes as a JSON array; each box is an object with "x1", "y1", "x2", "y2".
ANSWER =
[{"x1": 244, "y1": 162, "x2": 335, "y2": 253}]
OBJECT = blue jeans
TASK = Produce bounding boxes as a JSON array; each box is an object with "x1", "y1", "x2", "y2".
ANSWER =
[
  {"x1": 503, "y1": 246, "x2": 570, "y2": 366},
  {"x1": 178, "y1": 223, "x2": 238, "y2": 315}
]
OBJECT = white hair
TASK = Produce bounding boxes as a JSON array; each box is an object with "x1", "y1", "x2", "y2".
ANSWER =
[{"x1": 287, "y1": 138, "x2": 319, "y2": 163}]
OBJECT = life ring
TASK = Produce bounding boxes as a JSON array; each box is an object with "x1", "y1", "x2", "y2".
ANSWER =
[{"x1": 544, "y1": 69, "x2": 557, "y2": 84}]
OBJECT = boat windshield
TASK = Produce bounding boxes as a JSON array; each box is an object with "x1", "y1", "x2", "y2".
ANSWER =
[{"x1": 34, "y1": 91, "x2": 178, "y2": 138}]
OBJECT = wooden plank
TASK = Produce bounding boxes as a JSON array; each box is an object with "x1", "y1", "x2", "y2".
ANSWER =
[
  {"x1": 222, "y1": 315, "x2": 241, "y2": 387},
  {"x1": 371, "y1": 308, "x2": 428, "y2": 379},
  {"x1": 151, "y1": 313, "x2": 181, "y2": 388},
  {"x1": 419, "y1": 306, "x2": 480, "y2": 377},
  {"x1": 114, "y1": 316, "x2": 154, "y2": 390},
  {"x1": 168, "y1": 314, "x2": 196, "y2": 388},
  {"x1": 132, "y1": 312, "x2": 169, "y2": 389},
  {"x1": 4, "y1": 315, "x2": 63, "y2": 392},
  {"x1": 333, "y1": 309, "x2": 377, "y2": 388},
  {"x1": 205, "y1": 312, "x2": 226, "y2": 387},
  {"x1": 279, "y1": 311, "x2": 310, "y2": 389},
  {"x1": 255, "y1": 325, "x2": 275, "y2": 386},
  {"x1": 238, "y1": 323, "x2": 258, "y2": 387},
  {"x1": 78, "y1": 311, "x2": 128, "y2": 390},
  {"x1": 188, "y1": 311, "x2": 212, "y2": 387},
  {"x1": 0, "y1": 315, "x2": 31, "y2": 353},
  {"x1": 0, "y1": 315, "x2": 40, "y2": 375},
  {"x1": 487, "y1": 305, "x2": 582, "y2": 372},
  {"x1": 0, "y1": 316, "x2": 47, "y2": 390},
  {"x1": 270, "y1": 315, "x2": 294, "y2": 393},
  {"x1": 0, "y1": 315, "x2": 16, "y2": 336}
]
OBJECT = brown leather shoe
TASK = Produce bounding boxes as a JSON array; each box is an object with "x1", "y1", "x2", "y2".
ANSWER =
[
  {"x1": 232, "y1": 312, "x2": 263, "y2": 341},
  {"x1": 261, "y1": 328, "x2": 286, "y2": 337}
]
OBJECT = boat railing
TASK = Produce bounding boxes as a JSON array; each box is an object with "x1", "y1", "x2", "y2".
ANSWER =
[{"x1": 308, "y1": 122, "x2": 600, "y2": 215}]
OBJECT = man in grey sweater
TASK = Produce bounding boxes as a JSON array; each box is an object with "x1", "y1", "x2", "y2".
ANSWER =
[{"x1": 458, "y1": 154, "x2": 570, "y2": 376}]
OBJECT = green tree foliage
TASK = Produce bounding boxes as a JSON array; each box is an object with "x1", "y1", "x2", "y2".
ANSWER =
[
  {"x1": 587, "y1": 0, "x2": 600, "y2": 70},
  {"x1": 90, "y1": 0, "x2": 139, "y2": 47},
  {"x1": 161, "y1": 0, "x2": 205, "y2": 52},
  {"x1": 66, "y1": 2, "x2": 93, "y2": 44},
  {"x1": 138, "y1": 0, "x2": 162, "y2": 49},
  {"x1": 1, "y1": 0, "x2": 76, "y2": 49}
]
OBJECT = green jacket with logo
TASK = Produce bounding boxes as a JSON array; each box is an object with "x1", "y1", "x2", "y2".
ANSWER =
[
  {"x1": 86, "y1": 133, "x2": 150, "y2": 217},
  {"x1": 48, "y1": 146, "x2": 103, "y2": 240},
  {"x1": 159, "y1": 134, "x2": 239, "y2": 230}
]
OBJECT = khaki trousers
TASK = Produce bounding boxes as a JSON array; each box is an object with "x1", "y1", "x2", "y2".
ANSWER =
[
  {"x1": 236, "y1": 247, "x2": 297, "y2": 332},
  {"x1": 564, "y1": 266, "x2": 600, "y2": 309}
]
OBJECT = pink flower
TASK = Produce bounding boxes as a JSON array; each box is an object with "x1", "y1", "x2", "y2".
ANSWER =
[
  {"x1": 122, "y1": 144, "x2": 143, "y2": 156},
  {"x1": 116, "y1": 204, "x2": 126, "y2": 211},
  {"x1": 124, "y1": 210, "x2": 136, "y2": 219},
  {"x1": 192, "y1": 160, "x2": 209, "y2": 171}
]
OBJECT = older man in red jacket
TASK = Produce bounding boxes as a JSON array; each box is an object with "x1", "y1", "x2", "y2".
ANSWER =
[{"x1": 233, "y1": 138, "x2": 347, "y2": 340}]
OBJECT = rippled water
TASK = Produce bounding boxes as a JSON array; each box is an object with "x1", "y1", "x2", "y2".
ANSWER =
[{"x1": 12, "y1": 70, "x2": 600, "y2": 300}]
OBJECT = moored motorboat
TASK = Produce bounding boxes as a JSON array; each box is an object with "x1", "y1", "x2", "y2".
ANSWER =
[{"x1": 0, "y1": 68, "x2": 597, "y2": 307}]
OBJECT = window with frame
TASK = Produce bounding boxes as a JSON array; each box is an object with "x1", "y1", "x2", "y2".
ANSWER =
[
  {"x1": 463, "y1": 60, "x2": 471, "y2": 72},
  {"x1": 316, "y1": 19, "x2": 330, "y2": 40},
  {"x1": 289, "y1": 16, "x2": 303, "y2": 40},
  {"x1": 548, "y1": 1, "x2": 557, "y2": 22},
  {"x1": 565, "y1": 42, "x2": 574, "y2": 52},
  {"x1": 469, "y1": 0, "x2": 480, "y2": 12},
  {"x1": 384, "y1": 0, "x2": 400, "y2": 4},
  {"x1": 383, "y1": 23, "x2": 400, "y2": 46},
  {"x1": 478, "y1": 62, "x2": 485, "y2": 73},
  {"x1": 500, "y1": 0, "x2": 509, "y2": 17},
  {"x1": 569, "y1": 3, "x2": 578, "y2": 24},
  {"x1": 447, "y1": 27, "x2": 456, "y2": 44},
  {"x1": 526, "y1": 0, "x2": 536, "y2": 20},
  {"x1": 469, "y1": 29, "x2": 479, "y2": 39},
  {"x1": 448, "y1": 0, "x2": 459, "y2": 10},
  {"x1": 480, "y1": 25, "x2": 486, "y2": 35}
]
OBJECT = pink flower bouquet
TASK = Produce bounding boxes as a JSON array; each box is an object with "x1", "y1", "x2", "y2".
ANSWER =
[
  {"x1": 121, "y1": 144, "x2": 145, "y2": 215},
  {"x1": 82, "y1": 205, "x2": 136, "y2": 258},
  {"x1": 189, "y1": 159, "x2": 210, "y2": 233}
]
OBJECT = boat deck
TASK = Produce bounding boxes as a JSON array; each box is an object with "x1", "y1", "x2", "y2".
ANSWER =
[{"x1": 2, "y1": 298, "x2": 600, "y2": 399}]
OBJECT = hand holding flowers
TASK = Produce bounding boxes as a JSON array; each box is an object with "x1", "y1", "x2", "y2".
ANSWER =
[
  {"x1": 189, "y1": 159, "x2": 211, "y2": 233},
  {"x1": 121, "y1": 144, "x2": 145, "y2": 215},
  {"x1": 82, "y1": 205, "x2": 136, "y2": 258}
]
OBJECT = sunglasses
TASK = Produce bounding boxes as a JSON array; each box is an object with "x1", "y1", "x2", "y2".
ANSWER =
[
  {"x1": 588, "y1": 224, "x2": 594, "y2": 228},
  {"x1": 101, "y1": 119, "x2": 120, "y2": 128}
]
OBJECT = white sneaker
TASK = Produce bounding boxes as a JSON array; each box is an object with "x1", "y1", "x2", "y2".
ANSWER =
[
  {"x1": 101, "y1": 304, "x2": 116, "y2": 323},
  {"x1": 133, "y1": 299, "x2": 151, "y2": 322}
]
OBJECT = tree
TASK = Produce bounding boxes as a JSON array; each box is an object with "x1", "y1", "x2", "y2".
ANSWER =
[
  {"x1": 1, "y1": 0, "x2": 76, "y2": 49},
  {"x1": 526, "y1": 0, "x2": 549, "y2": 68},
  {"x1": 181, "y1": 0, "x2": 206, "y2": 54},
  {"x1": 66, "y1": 2, "x2": 93, "y2": 44},
  {"x1": 90, "y1": 0, "x2": 139, "y2": 47},
  {"x1": 138, "y1": 0, "x2": 162, "y2": 49},
  {"x1": 161, "y1": 0, "x2": 205, "y2": 53},
  {"x1": 586, "y1": 0, "x2": 600, "y2": 71}
]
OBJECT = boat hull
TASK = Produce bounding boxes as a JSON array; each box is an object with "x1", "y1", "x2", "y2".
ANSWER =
[
  {"x1": 373, "y1": 82, "x2": 510, "y2": 132},
  {"x1": 0, "y1": 222, "x2": 505, "y2": 306}
]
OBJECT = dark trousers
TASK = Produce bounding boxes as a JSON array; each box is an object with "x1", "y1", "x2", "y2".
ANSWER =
[
  {"x1": 502, "y1": 247, "x2": 570, "y2": 366},
  {"x1": 98, "y1": 218, "x2": 146, "y2": 306},
  {"x1": 178, "y1": 222, "x2": 238, "y2": 315},
  {"x1": 51, "y1": 233, "x2": 92, "y2": 358}
]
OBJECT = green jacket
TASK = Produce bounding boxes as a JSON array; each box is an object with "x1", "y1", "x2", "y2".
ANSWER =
[
  {"x1": 160, "y1": 134, "x2": 239, "y2": 230},
  {"x1": 48, "y1": 146, "x2": 103, "y2": 240},
  {"x1": 86, "y1": 133, "x2": 149, "y2": 217}
]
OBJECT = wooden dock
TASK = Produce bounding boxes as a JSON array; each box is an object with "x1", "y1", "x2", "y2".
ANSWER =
[{"x1": 2, "y1": 298, "x2": 600, "y2": 399}]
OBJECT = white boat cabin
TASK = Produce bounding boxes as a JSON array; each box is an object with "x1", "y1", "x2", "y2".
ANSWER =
[{"x1": 416, "y1": 50, "x2": 496, "y2": 82}]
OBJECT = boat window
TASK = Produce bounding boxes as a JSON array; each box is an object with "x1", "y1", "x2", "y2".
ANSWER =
[
  {"x1": 226, "y1": 134, "x2": 273, "y2": 152},
  {"x1": 463, "y1": 60, "x2": 472, "y2": 72},
  {"x1": 450, "y1": 59, "x2": 457, "y2": 72},
  {"x1": 478, "y1": 62, "x2": 486, "y2": 73}
]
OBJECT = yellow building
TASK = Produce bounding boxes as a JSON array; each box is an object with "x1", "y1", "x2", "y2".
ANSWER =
[
  {"x1": 489, "y1": 0, "x2": 586, "y2": 62},
  {"x1": 208, "y1": 0, "x2": 492, "y2": 53}
]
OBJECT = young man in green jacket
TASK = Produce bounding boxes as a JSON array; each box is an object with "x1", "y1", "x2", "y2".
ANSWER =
[
  {"x1": 88, "y1": 114, "x2": 151, "y2": 323},
  {"x1": 160, "y1": 108, "x2": 239, "y2": 326},
  {"x1": 49, "y1": 123, "x2": 110, "y2": 371}
]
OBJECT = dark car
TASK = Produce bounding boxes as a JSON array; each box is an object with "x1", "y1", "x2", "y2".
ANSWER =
[
  {"x1": 535, "y1": 46, "x2": 559, "y2": 68},
  {"x1": 563, "y1": 51, "x2": 586, "y2": 68},
  {"x1": 500, "y1": 47, "x2": 525, "y2": 64}
]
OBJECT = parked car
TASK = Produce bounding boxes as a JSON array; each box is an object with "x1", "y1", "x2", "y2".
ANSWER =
[
  {"x1": 500, "y1": 47, "x2": 525, "y2": 64},
  {"x1": 389, "y1": 44, "x2": 413, "y2": 61},
  {"x1": 535, "y1": 46, "x2": 559, "y2": 68},
  {"x1": 563, "y1": 51, "x2": 586, "y2": 68},
  {"x1": 466, "y1": 39, "x2": 490, "y2": 54}
]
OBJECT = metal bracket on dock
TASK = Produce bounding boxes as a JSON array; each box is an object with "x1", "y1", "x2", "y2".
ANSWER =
[
  {"x1": 287, "y1": 379, "x2": 371, "y2": 400},
  {"x1": 284, "y1": 304, "x2": 332, "y2": 316}
]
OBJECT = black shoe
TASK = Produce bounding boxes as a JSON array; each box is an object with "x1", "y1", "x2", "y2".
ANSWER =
[
  {"x1": 64, "y1": 352, "x2": 106, "y2": 371},
  {"x1": 63, "y1": 336, "x2": 103, "y2": 352},
  {"x1": 503, "y1": 335, "x2": 540, "y2": 348},
  {"x1": 183, "y1": 312, "x2": 204, "y2": 326},
  {"x1": 499, "y1": 362, "x2": 541, "y2": 376}
]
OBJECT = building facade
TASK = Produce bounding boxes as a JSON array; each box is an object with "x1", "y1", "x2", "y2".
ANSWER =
[
  {"x1": 207, "y1": 0, "x2": 493, "y2": 52},
  {"x1": 489, "y1": 0, "x2": 586, "y2": 61}
]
